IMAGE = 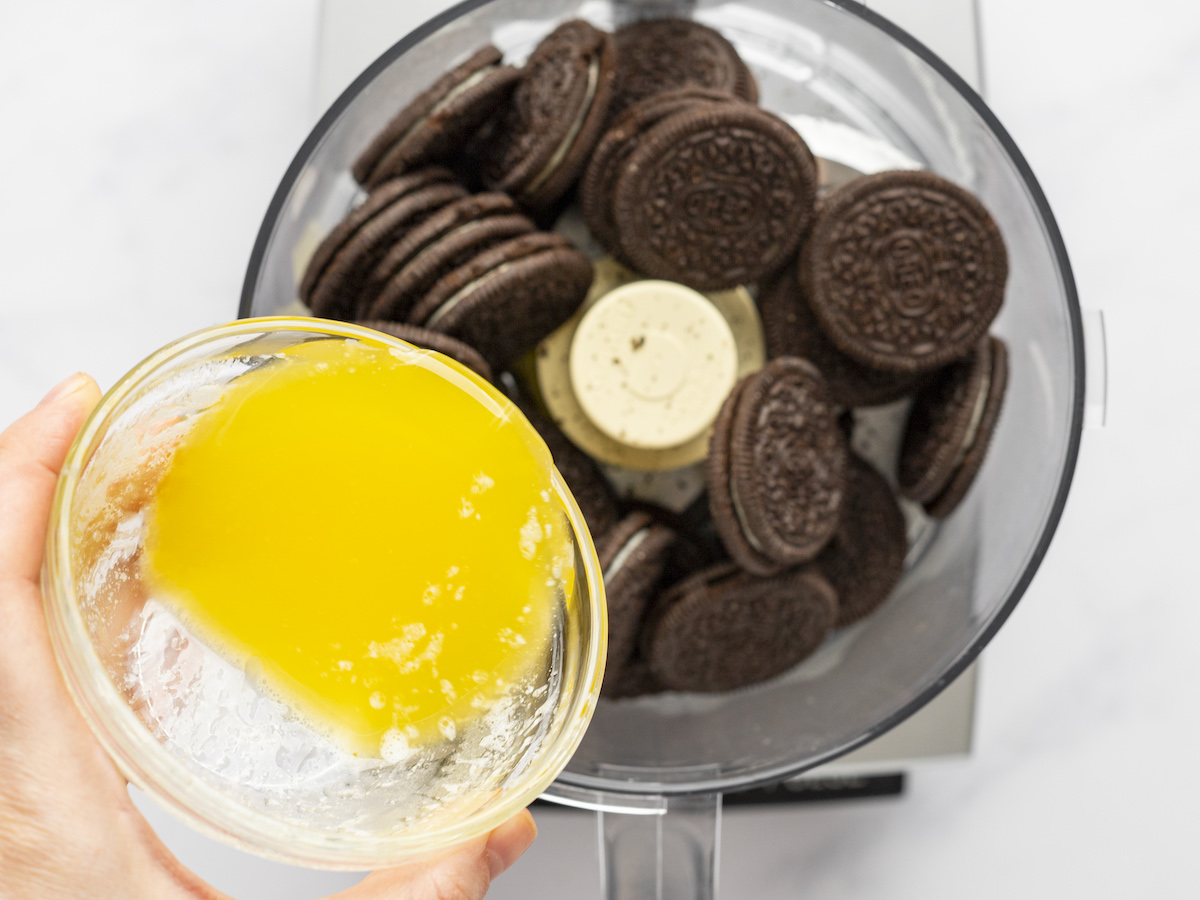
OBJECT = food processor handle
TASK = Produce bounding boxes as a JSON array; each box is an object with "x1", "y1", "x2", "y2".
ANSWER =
[{"x1": 598, "y1": 792, "x2": 723, "y2": 900}]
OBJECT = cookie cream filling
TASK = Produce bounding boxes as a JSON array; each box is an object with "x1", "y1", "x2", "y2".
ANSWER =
[
  {"x1": 948, "y1": 363, "x2": 992, "y2": 474},
  {"x1": 603, "y1": 528, "x2": 650, "y2": 583},
  {"x1": 424, "y1": 259, "x2": 518, "y2": 328},
  {"x1": 397, "y1": 65, "x2": 498, "y2": 150},
  {"x1": 525, "y1": 56, "x2": 600, "y2": 194},
  {"x1": 728, "y1": 474, "x2": 768, "y2": 555}
]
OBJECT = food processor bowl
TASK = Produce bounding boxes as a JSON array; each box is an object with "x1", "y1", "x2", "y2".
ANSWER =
[{"x1": 240, "y1": 1, "x2": 1083, "y2": 895}]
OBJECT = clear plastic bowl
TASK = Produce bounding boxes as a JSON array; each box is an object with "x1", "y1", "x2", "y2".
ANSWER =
[{"x1": 42, "y1": 318, "x2": 607, "y2": 868}]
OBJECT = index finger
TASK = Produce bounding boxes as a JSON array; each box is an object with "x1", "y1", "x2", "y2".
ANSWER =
[{"x1": 0, "y1": 374, "x2": 101, "y2": 589}]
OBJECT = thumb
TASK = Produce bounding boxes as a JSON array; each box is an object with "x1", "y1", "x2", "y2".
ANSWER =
[
  {"x1": 0, "y1": 373, "x2": 102, "y2": 586},
  {"x1": 327, "y1": 810, "x2": 537, "y2": 900}
]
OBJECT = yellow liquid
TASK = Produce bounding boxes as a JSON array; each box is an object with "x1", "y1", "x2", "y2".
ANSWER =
[{"x1": 143, "y1": 337, "x2": 571, "y2": 758}]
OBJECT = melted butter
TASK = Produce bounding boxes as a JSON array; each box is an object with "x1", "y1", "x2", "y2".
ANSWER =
[{"x1": 143, "y1": 337, "x2": 571, "y2": 757}]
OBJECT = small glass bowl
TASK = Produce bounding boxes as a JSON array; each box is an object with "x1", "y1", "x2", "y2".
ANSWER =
[{"x1": 42, "y1": 317, "x2": 607, "y2": 868}]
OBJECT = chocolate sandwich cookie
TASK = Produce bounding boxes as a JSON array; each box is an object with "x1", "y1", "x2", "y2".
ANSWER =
[
  {"x1": 360, "y1": 192, "x2": 524, "y2": 308},
  {"x1": 597, "y1": 512, "x2": 676, "y2": 683},
  {"x1": 707, "y1": 358, "x2": 846, "y2": 576},
  {"x1": 302, "y1": 169, "x2": 466, "y2": 320},
  {"x1": 655, "y1": 519, "x2": 720, "y2": 585},
  {"x1": 758, "y1": 269, "x2": 925, "y2": 407},
  {"x1": 353, "y1": 320, "x2": 494, "y2": 383},
  {"x1": 364, "y1": 197, "x2": 536, "y2": 321},
  {"x1": 300, "y1": 167, "x2": 457, "y2": 311},
  {"x1": 602, "y1": 657, "x2": 661, "y2": 699},
  {"x1": 352, "y1": 46, "x2": 521, "y2": 189},
  {"x1": 800, "y1": 170, "x2": 1008, "y2": 374},
  {"x1": 612, "y1": 103, "x2": 818, "y2": 291},
  {"x1": 645, "y1": 561, "x2": 838, "y2": 693},
  {"x1": 409, "y1": 232, "x2": 594, "y2": 371},
  {"x1": 609, "y1": 17, "x2": 757, "y2": 116},
  {"x1": 671, "y1": 491, "x2": 733, "y2": 570},
  {"x1": 580, "y1": 87, "x2": 739, "y2": 258},
  {"x1": 478, "y1": 20, "x2": 616, "y2": 214},
  {"x1": 817, "y1": 454, "x2": 907, "y2": 626},
  {"x1": 525, "y1": 410, "x2": 621, "y2": 539},
  {"x1": 898, "y1": 335, "x2": 1008, "y2": 518}
]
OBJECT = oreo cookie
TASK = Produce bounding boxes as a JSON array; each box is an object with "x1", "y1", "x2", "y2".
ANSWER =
[
  {"x1": 478, "y1": 20, "x2": 616, "y2": 215},
  {"x1": 408, "y1": 232, "x2": 594, "y2": 371},
  {"x1": 580, "y1": 87, "x2": 740, "y2": 259},
  {"x1": 609, "y1": 17, "x2": 757, "y2": 116},
  {"x1": 800, "y1": 170, "x2": 1008, "y2": 374},
  {"x1": 645, "y1": 561, "x2": 838, "y2": 693},
  {"x1": 525, "y1": 410, "x2": 621, "y2": 539},
  {"x1": 612, "y1": 103, "x2": 818, "y2": 291},
  {"x1": 352, "y1": 46, "x2": 521, "y2": 189},
  {"x1": 301, "y1": 169, "x2": 465, "y2": 320},
  {"x1": 817, "y1": 454, "x2": 907, "y2": 626},
  {"x1": 353, "y1": 320, "x2": 494, "y2": 383},
  {"x1": 596, "y1": 512, "x2": 676, "y2": 684},
  {"x1": 707, "y1": 358, "x2": 846, "y2": 576},
  {"x1": 365, "y1": 196, "x2": 536, "y2": 321},
  {"x1": 602, "y1": 657, "x2": 661, "y2": 699},
  {"x1": 898, "y1": 336, "x2": 1008, "y2": 518},
  {"x1": 758, "y1": 268, "x2": 925, "y2": 407}
]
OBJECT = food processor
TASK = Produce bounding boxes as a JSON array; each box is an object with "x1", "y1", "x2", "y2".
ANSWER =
[{"x1": 240, "y1": 0, "x2": 1085, "y2": 895}]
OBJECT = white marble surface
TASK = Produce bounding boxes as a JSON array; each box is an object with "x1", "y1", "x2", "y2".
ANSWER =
[{"x1": 2, "y1": 1, "x2": 1199, "y2": 898}]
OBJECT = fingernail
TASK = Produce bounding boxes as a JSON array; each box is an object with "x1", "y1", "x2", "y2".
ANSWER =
[
  {"x1": 39, "y1": 373, "x2": 90, "y2": 407},
  {"x1": 486, "y1": 809, "x2": 537, "y2": 880}
]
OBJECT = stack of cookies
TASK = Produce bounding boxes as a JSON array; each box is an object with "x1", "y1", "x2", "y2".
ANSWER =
[{"x1": 299, "y1": 16, "x2": 1011, "y2": 698}]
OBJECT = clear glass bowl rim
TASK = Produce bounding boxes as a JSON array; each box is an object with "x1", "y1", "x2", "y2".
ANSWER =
[
  {"x1": 237, "y1": 0, "x2": 1086, "y2": 798},
  {"x1": 42, "y1": 317, "x2": 609, "y2": 867}
]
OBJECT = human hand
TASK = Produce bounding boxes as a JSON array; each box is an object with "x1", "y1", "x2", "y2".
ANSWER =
[{"x1": 0, "y1": 373, "x2": 537, "y2": 900}]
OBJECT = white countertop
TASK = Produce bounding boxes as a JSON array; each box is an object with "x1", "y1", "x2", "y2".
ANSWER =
[{"x1": 2, "y1": 1, "x2": 1197, "y2": 897}]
